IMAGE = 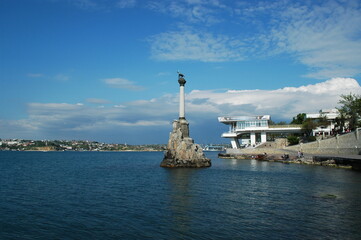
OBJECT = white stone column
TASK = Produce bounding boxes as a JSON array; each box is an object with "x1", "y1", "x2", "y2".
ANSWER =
[
  {"x1": 179, "y1": 85, "x2": 185, "y2": 119},
  {"x1": 250, "y1": 132, "x2": 256, "y2": 146},
  {"x1": 178, "y1": 73, "x2": 186, "y2": 119},
  {"x1": 231, "y1": 138, "x2": 240, "y2": 149},
  {"x1": 261, "y1": 131, "x2": 267, "y2": 143}
]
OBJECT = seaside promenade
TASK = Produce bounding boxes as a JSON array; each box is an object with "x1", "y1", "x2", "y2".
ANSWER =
[{"x1": 219, "y1": 129, "x2": 361, "y2": 170}]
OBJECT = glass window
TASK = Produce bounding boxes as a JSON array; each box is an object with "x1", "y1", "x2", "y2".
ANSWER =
[{"x1": 236, "y1": 121, "x2": 245, "y2": 129}]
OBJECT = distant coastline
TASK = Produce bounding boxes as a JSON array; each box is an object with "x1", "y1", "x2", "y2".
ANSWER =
[
  {"x1": 0, "y1": 139, "x2": 166, "y2": 152},
  {"x1": 3, "y1": 149, "x2": 164, "y2": 152}
]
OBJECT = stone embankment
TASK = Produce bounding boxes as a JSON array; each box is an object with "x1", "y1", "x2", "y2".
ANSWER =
[
  {"x1": 286, "y1": 128, "x2": 361, "y2": 155},
  {"x1": 218, "y1": 152, "x2": 359, "y2": 170},
  {"x1": 264, "y1": 155, "x2": 352, "y2": 169},
  {"x1": 220, "y1": 129, "x2": 361, "y2": 170}
]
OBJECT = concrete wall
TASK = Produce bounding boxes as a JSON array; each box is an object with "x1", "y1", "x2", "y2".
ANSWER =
[
  {"x1": 286, "y1": 128, "x2": 361, "y2": 155},
  {"x1": 257, "y1": 139, "x2": 288, "y2": 149},
  {"x1": 226, "y1": 147, "x2": 289, "y2": 155}
]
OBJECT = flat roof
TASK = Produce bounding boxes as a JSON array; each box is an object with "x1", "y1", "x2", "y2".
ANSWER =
[{"x1": 218, "y1": 115, "x2": 270, "y2": 122}]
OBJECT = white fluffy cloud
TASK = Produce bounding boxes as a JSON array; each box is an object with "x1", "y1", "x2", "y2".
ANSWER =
[
  {"x1": 149, "y1": 29, "x2": 245, "y2": 62},
  {"x1": 187, "y1": 78, "x2": 361, "y2": 119},
  {"x1": 72, "y1": 0, "x2": 98, "y2": 9},
  {"x1": 270, "y1": 1, "x2": 361, "y2": 78},
  {"x1": 65, "y1": 0, "x2": 361, "y2": 78},
  {"x1": 146, "y1": 0, "x2": 228, "y2": 24},
  {"x1": 86, "y1": 98, "x2": 111, "y2": 104},
  {"x1": 116, "y1": 0, "x2": 136, "y2": 8},
  {"x1": 148, "y1": 0, "x2": 361, "y2": 79},
  {"x1": 1, "y1": 78, "x2": 359, "y2": 143},
  {"x1": 103, "y1": 78, "x2": 144, "y2": 91}
]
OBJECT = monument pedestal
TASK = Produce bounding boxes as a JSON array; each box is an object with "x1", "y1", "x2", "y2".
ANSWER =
[{"x1": 160, "y1": 119, "x2": 211, "y2": 168}]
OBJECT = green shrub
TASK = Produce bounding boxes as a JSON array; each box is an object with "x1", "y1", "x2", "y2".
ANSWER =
[
  {"x1": 307, "y1": 136, "x2": 316, "y2": 142},
  {"x1": 287, "y1": 135, "x2": 299, "y2": 146}
]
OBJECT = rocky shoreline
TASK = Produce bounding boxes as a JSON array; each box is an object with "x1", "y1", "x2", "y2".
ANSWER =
[{"x1": 218, "y1": 153, "x2": 353, "y2": 169}]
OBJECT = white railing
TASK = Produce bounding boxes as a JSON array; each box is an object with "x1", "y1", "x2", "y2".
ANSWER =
[
  {"x1": 269, "y1": 124, "x2": 302, "y2": 129},
  {"x1": 218, "y1": 115, "x2": 270, "y2": 122}
]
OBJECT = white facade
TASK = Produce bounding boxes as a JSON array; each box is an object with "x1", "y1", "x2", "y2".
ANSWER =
[
  {"x1": 218, "y1": 115, "x2": 302, "y2": 149},
  {"x1": 306, "y1": 109, "x2": 340, "y2": 136},
  {"x1": 219, "y1": 109, "x2": 343, "y2": 149}
]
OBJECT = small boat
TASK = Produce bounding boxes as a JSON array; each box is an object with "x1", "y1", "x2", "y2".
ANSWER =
[
  {"x1": 255, "y1": 154, "x2": 267, "y2": 160},
  {"x1": 203, "y1": 145, "x2": 225, "y2": 152}
]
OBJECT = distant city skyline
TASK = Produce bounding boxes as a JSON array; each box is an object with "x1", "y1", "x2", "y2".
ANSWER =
[{"x1": 1, "y1": 0, "x2": 361, "y2": 144}]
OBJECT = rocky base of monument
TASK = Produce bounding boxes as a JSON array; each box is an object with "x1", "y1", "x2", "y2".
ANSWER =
[{"x1": 160, "y1": 120, "x2": 211, "y2": 168}]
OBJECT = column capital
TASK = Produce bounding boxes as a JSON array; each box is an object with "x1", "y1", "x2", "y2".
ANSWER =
[{"x1": 178, "y1": 73, "x2": 186, "y2": 86}]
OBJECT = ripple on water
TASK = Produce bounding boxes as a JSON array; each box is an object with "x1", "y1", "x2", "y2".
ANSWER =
[{"x1": 1, "y1": 151, "x2": 361, "y2": 239}]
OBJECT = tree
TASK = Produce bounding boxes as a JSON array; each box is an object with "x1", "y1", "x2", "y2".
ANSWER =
[
  {"x1": 337, "y1": 93, "x2": 361, "y2": 131},
  {"x1": 269, "y1": 120, "x2": 288, "y2": 125},
  {"x1": 334, "y1": 113, "x2": 347, "y2": 134},
  {"x1": 287, "y1": 135, "x2": 299, "y2": 145},
  {"x1": 302, "y1": 118, "x2": 318, "y2": 137},
  {"x1": 290, "y1": 113, "x2": 307, "y2": 124},
  {"x1": 315, "y1": 114, "x2": 329, "y2": 128}
]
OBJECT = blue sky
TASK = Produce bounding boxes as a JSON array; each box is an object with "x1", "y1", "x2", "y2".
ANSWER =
[{"x1": 1, "y1": 0, "x2": 361, "y2": 144}]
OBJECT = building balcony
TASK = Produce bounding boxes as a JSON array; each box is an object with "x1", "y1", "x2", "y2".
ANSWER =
[
  {"x1": 268, "y1": 124, "x2": 302, "y2": 129},
  {"x1": 221, "y1": 132, "x2": 238, "y2": 138},
  {"x1": 218, "y1": 115, "x2": 270, "y2": 123}
]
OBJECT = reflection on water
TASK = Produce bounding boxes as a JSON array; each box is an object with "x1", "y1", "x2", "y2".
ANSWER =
[
  {"x1": 166, "y1": 169, "x2": 194, "y2": 236},
  {"x1": 1, "y1": 151, "x2": 361, "y2": 239}
]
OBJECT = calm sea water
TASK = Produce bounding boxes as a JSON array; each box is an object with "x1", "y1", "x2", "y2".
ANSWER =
[{"x1": 1, "y1": 151, "x2": 361, "y2": 240}]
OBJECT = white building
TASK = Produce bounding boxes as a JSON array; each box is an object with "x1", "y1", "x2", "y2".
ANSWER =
[
  {"x1": 219, "y1": 109, "x2": 342, "y2": 149},
  {"x1": 306, "y1": 109, "x2": 340, "y2": 136},
  {"x1": 218, "y1": 115, "x2": 301, "y2": 149}
]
